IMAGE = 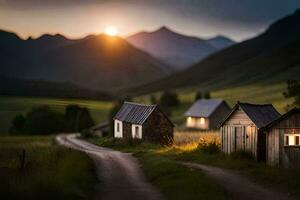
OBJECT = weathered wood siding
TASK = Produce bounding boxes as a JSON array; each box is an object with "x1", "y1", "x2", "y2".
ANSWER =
[
  {"x1": 221, "y1": 108, "x2": 258, "y2": 158},
  {"x1": 266, "y1": 129, "x2": 280, "y2": 166},
  {"x1": 266, "y1": 112, "x2": 300, "y2": 168},
  {"x1": 122, "y1": 122, "x2": 132, "y2": 139}
]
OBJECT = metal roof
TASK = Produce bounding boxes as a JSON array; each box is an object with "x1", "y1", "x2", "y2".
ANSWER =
[
  {"x1": 113, "y1": 102, "x2": 157, "y2": 125},
  {"x1": 220, "y1": 102, "x2": 281, "y2": 129},
  {"x1": 185, "y1": 99, "x2": 225, "y2": 117},
  {"x1": 262, "y1": 107, "x2": 300, "y2": 130}
]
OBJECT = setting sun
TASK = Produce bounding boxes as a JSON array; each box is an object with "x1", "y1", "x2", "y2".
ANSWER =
[{"x1": 105, "y1": 26, "x2": 119, "y2": 36}]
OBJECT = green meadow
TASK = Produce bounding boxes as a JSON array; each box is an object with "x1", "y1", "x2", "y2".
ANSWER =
[
  {"x1": 0, "y1": 136, "x2": 97, "y2": 200},
  {"x1": 0, "y1": 96, "x2": 113, "y2": 134},
  {"x1": 0, "y1": 82, "x2": 292, "y2": 134},
  {"x1": 135, "y1": 82, "x2": 292, "y2": 126}
]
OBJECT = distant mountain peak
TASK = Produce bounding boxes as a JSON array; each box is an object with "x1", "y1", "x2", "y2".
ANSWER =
[
  {"x1": 156, "y1": 26, "x2": 172, "y2": 32},
  {"x1": 36, "y1": 33, "x2": 68, "y2": 41},
  {"x1": 127, "y1": 27, "x2": 235, "y2": 70}
]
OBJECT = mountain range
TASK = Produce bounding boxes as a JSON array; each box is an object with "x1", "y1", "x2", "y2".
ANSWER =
[
  {"x1": 127, "y1": 9, "x2": 300, "y2": 95},
  {"x1": 0, "y1": 31, "x2": 172, "y2": 93},
  {"x1": 127, "y1": 27, "x2": 235, "y2": 70}
]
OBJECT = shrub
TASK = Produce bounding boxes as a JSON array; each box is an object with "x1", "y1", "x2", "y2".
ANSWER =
[
  {"x1": 197, "y1": 139, "x2": 220, "y2": 154},
  {"x1": 23, "y1": 106, "x2": 65, "y2": 135},
  {"x1": 81, "y1": 129, "x2": 94, "y2": 139},
  {"x1": 159, "y1": 91, "x2": 180, "y2": 108},
  {"x1": 10, "y1": 105, "x2": 94, "y2": 135},
  {"x1": 195, "y1": 91, "x2": 211, "y2": 100},
  {"x1": 64, "y1": 105, "x2": 94, "y2": 132},
  {"x1": 9, "y1": 114, "x2": 26, "y2": 134}
]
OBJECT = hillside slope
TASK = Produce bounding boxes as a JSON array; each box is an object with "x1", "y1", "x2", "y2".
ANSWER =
[
  {"x1": 127, "y1": 9, "x2": 300, "y2": 95},
  {"x1": 0, "y1": 31, "x2": 170, "y2": 92}
]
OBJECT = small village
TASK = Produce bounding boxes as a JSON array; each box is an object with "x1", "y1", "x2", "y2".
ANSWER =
[{"x1": 104, "y1": 99, "x2": 300, "y2": 168}]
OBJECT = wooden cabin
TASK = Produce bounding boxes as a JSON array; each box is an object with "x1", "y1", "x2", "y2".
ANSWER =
[
  {"x1": 262, "y1": 108, "x2": 300, "y2": 168},
  {"x1": 185, "y1": 99, "x2": 231, "y2": 130},
  {"x1": 220, "y1": 102, "x2": 280, "y2": 160},
  {"x1": 113, "y1": 102, "x2": 174, "y2": 145}
]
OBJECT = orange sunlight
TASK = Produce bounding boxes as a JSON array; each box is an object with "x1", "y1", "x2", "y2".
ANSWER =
[{"x1": 105, "y1": 26, "x2": 119, "y2": 36}]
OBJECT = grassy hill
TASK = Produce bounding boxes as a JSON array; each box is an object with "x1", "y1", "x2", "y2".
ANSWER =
[{"x1": 134, "y1": 82, "x2": 292, "y2": 126}]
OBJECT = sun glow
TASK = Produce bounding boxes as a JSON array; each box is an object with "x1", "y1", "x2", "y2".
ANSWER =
[{"x1": 105, "y1": 26, "x2": 119, "y2": 36}]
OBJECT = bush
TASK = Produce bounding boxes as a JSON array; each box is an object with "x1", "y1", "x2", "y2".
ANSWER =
[
  {"x1": 22, "y1": 106, "x2": 65, "y2": 135},
  {"x1": 197, "y1": 140, "x2": 220, "y2": 154},
  {"x1": 194, "y1": 91, "x2": 211, "y2": 100},
  {"x1": 81, "y1": 129, "x2": 94, "y2": 139},
  {"x1": 9, "y1": 114, "x2": 26, "y2": 134},
  {"x1": 10, "y1": 105, "x2": 94, "y2": 135},
  {"x1": 64, "y1": 105, "x2": 94, "y2": 132},
  {"x1": 159, "y1": 91, "x2": 179, "y2": 108}
]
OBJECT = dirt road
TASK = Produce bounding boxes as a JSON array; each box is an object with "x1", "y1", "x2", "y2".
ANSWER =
[
  {"x1": 56, "y1": 134, "x2": 163, "y2": 200},
  {"x1": 181, "y1": 162, "x2": 290, "y2": 200}
]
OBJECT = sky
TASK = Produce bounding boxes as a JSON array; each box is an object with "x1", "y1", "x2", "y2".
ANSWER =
[{"x1": 0, "y1": 0, "x2": 299, "y2": 41}]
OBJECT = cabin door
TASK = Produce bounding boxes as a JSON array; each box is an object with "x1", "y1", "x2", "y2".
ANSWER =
[{"x1": 235, "y1": 127, "x2": 243, "y2": 151}]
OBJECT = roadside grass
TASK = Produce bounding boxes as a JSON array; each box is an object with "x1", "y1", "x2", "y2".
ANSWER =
[
  {"x1": 90, "y1": 130, "x2": 300, "y2": 199},
  {"x1": 136, "y1": 151, "x2": 230, "y2": 200},
  {"x1": 89, "y1": 135, "x2": 230, "y2": 200},
  {"x1": 0, "y1": 96, "x2": 112, "y2": 134},
  {"x1": 0, "y1": 136, "x2": 97, "y2": 200}
]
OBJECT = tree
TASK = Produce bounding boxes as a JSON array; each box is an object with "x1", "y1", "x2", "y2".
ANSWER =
[
  {"x1": 283, "y1": 80, "x2": 300, "y2": 108},
  {"x1": 159, "y1": 91, "x2": 179, "y2": 108},
  {"x1": 23, "y1": 106, "x2": 65, "y2": 135},
  {"x1": 195, "y1": 91, "x2": 211, "y2": 100},
  {"x1": 9, "y1": 105, "x2": 94, "y2": 135},
  {"x1": 195, "y1": 91, "x2": 203, "y2": 100},
  {"x1": 204, "y1": 91, "x2": 211, "y2": 99},
  {"x1": 150, "y1": 95, "x2": 157, "y2": 104},
  {"x1": 64, "y1": 105, "x2": 94, "y2": 132},
  {"x1": 9, "y1": 114, "x2": 25, "y2": 134}
]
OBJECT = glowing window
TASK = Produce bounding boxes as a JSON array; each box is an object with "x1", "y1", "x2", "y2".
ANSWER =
[
  {"x1": 200, "y1": 118, "x2": 205, "y2": 125},
  {"x1": 284, "y1": 134, "x2": 300, "y2": 146}
]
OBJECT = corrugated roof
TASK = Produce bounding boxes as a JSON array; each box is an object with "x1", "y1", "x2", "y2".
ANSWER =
[
  {"x1": 220, "y1": 102, "x2": 281, "y2": 129},
  {"x1": 113, "y1": 102, "x2": 157, "y2": 124},
  {"x1": 185, "y1": 99, "x2": 225, "y2": 117}
]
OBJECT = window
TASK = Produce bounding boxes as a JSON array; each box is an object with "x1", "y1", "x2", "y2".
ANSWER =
[
  {"x1": 117, "y1": 122, "x2": 120, "y2": 132},
  {"x1": 284, "y1": 134, "x2": 300, "y2": 146},
  {"x1": 200, "y1": 117, "x2": 205, "y2": 125},
  {"x1": 135, "y1": 126, "x2": 139, "y2": 138}
]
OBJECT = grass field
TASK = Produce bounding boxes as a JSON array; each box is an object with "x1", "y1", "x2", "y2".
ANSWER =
[
  {"x1": 0, "y1": 136, "x2": 97, "y2": 200},
  {"x1": 0, "y1": 82, "x2": 293, "y2": 134},
  {"x1": 0, "y1": 96, "x2": 113, "y2": 134},
  {"x1": 134, "y1": 82, "x2": 292, "y2": 126}
]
